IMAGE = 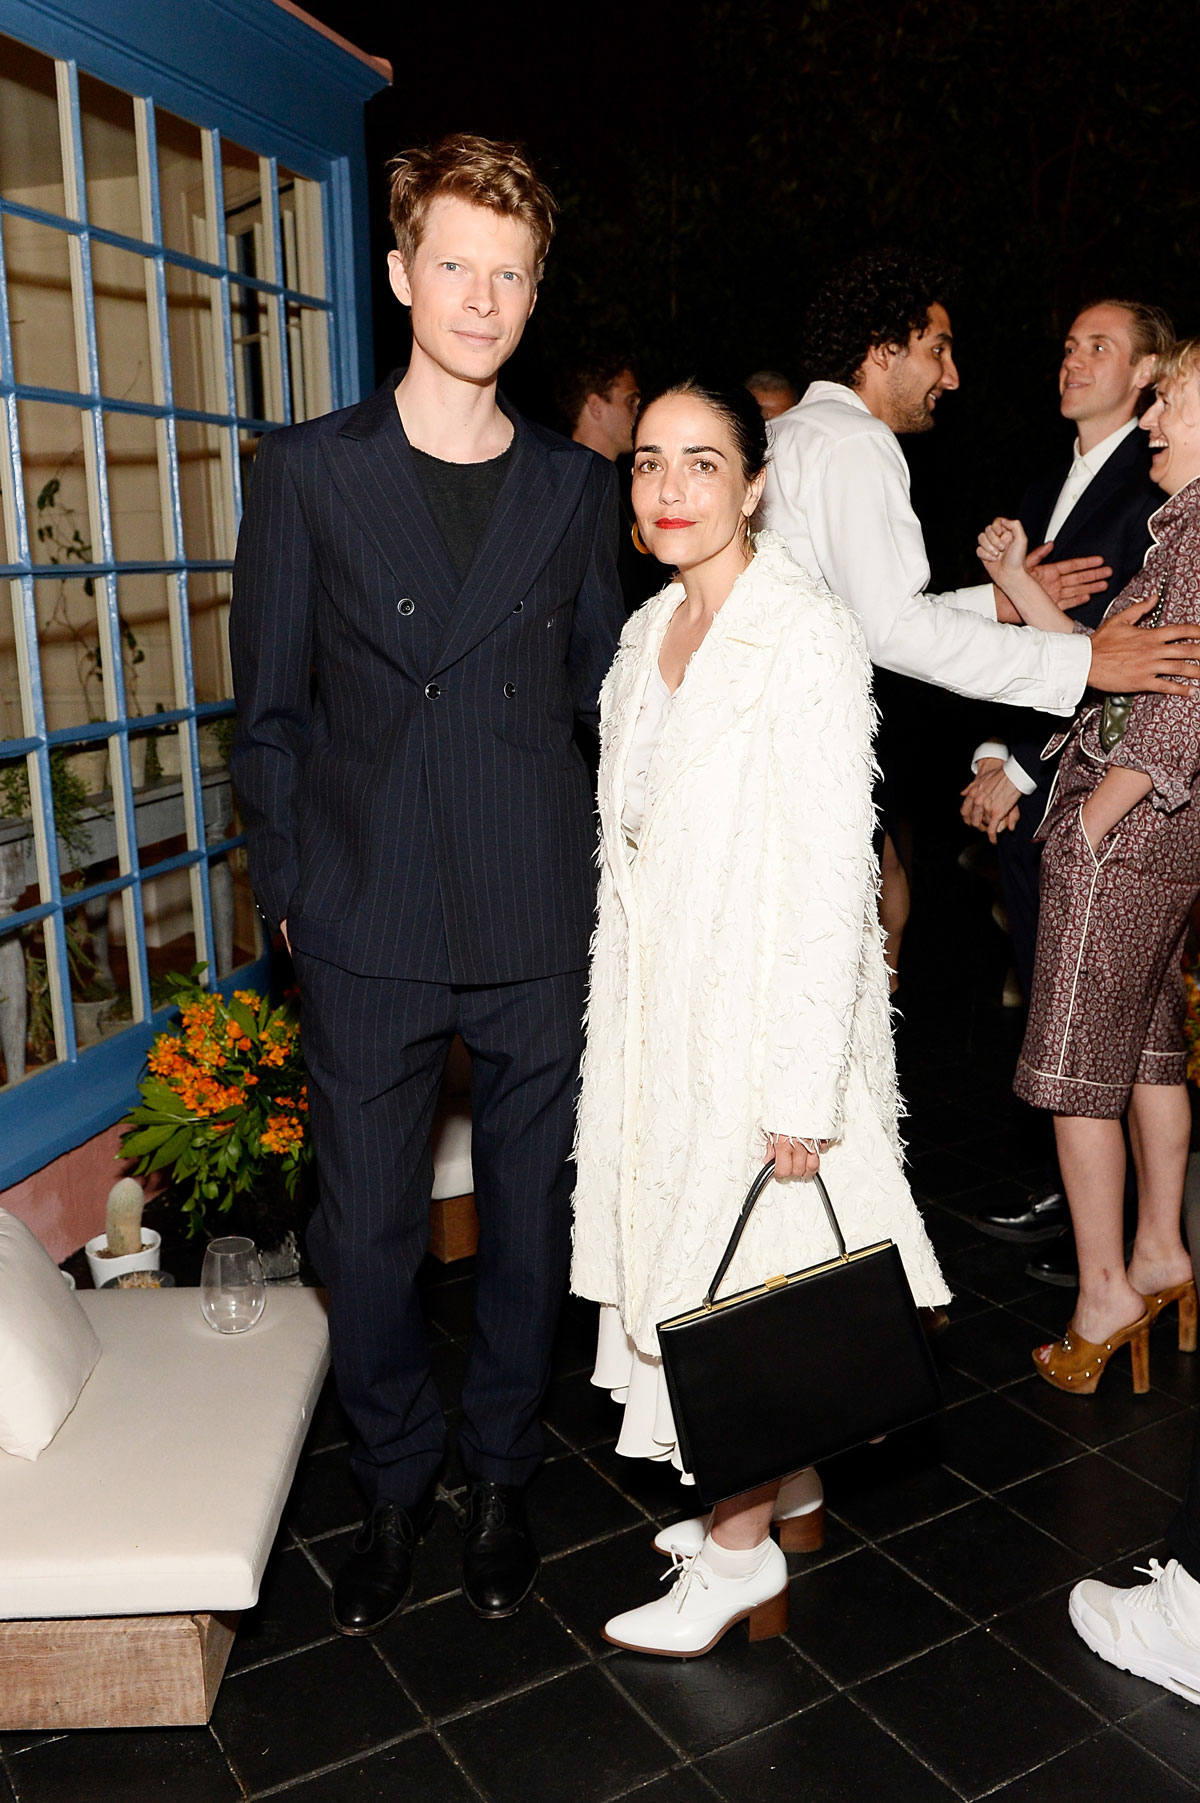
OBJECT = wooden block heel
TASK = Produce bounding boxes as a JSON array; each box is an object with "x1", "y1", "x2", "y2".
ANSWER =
[
  {"x1": 777, "y1": 1504, "x2": 825, "y2": 1554},
  {"x1": 746, "y1": 1585, "x2": 789, "y2": 1642},
  {"x1": 1033, "y1": 1313, "x2": 1151, "y2": 1395},
  {"x1": 1142, "y1": 1281, "x2": 1198, "y2": 1354}
]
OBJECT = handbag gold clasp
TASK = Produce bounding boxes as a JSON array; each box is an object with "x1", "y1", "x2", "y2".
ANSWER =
[{"x1": 763, "y1": 1274, "x2": 787, "y2": 1290}]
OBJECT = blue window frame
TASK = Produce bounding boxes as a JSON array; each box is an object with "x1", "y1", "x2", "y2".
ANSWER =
[{"x1": 0, "y1": 0, "x2": 387, "y2": 1186}]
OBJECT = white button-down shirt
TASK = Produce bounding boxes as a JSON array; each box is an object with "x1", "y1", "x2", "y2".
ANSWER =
[
  {"x1": 972, "y1": 416, "x2": 1141, "y2": 792},
  {"x1": 760, "y1": 381, "x2": 1090, "y2": 715}
]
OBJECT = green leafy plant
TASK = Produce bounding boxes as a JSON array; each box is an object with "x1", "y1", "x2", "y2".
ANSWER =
[{"x1": 119, "y1": 965, "x2": 312, "y2": 1237}]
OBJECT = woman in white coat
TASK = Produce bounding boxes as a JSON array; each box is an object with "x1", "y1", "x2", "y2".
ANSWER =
[{"x1": 571, "y1": 380, "x2": 949, "y2": 1657}]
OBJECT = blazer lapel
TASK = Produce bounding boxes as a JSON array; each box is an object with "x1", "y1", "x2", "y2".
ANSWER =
[
  {"x1": 1022, "y1": 455, "x2": 1072, "y2": 546},
  {"x1": 430, "y1": 412, "x2": 590, "y2": 674},
  {"x1": 1052, "y1": 429, "x2": 1151, "y2": 554},
  {"x1": 321, "y1": 376, "x2": 459, "y2": 628}
]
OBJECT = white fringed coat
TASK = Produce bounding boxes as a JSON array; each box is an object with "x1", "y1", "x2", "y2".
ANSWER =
[{"x1": 571, "y1": 532, "x2": 949, "y2": 1357}]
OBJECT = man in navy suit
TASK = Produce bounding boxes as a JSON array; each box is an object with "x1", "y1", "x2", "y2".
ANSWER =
[
  {"x1": 961, "y1": 299, "x2": 1173, "y2": 1259},
  {"x1": 230, "y1": 135, "x2": 623, "y2": 1634}
]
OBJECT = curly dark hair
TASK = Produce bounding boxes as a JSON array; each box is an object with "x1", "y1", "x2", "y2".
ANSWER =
[
  {"x1": 803, "y1": 250, "x2": 953, "y2": 388},
  {"x1": 554, "y1": 353, "x2": 638, "y2": 432}
]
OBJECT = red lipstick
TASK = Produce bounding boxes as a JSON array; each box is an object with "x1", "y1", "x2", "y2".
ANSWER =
[{"x1": 654, "y1": 518, "x2": 694, "y2": 529}]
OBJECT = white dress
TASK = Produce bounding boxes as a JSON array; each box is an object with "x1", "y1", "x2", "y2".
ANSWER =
[
  {"x1": 595, "y1": 657, "x2": 693, "y2": 1477},
  {"x1": 573, "y1": 535, "x2": 950, "y2": 1482}
]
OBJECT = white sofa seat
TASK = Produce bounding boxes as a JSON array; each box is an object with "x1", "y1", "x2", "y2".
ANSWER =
[{"x1": 0, "y1": 1287, "x2": 329, "y2": 1621}]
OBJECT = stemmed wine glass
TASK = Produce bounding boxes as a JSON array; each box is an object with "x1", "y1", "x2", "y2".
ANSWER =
[{"x1": 200, "y1": 1236, "x2": 266, "y2": 1333}]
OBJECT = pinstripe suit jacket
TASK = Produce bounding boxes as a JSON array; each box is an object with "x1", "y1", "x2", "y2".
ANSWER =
[{"x1": 229, "y1": 374, "x2": 624, "y2": 983}]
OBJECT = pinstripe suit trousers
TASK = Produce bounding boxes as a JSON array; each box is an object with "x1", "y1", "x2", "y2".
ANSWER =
[{"x1": 298, "y1": 951, "x2": 586, "y2": 1506}]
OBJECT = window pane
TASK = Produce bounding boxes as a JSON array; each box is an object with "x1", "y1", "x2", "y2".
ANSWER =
[
  {"x1": 286, "y1": 303, "x2": 331, "y2": 423},
  {"x1": 278, "y1": 168, "x2": 326, "y2": 299},
  {"x1": 141, "y1": 866, "x2": 198, "y2": 981},
  {"x1": 65, "y1": 891, "x2": 119, "y2": 1046},
  {"x1": 77, "y1": 70, "x2": 142, "y2": 240},
  {"x1": 154, "y1": 107, "x2": 208, "y2": 260},
  {"x1": 53, "y1": 741, "x2": 112, "y2": 882},
  {"x1": 229, "y1": 276, "x2": 281, "y2": 422},
  {"x1": 115, "y1": 573, "x2": 173, "y2": 720},
  {"x1": 0, "y1": 582, "x2": 23, "y2": 735},
  {"x1": 0, "y1": 35, "x2": 65, "y2": 217},
  {"x1": 92, "y1": 241, "x2": 156, "y2": 405},
  {"x1": 2, "y1": 214, "x2": 81, "y2": 392},
  {"x1": 177, "y1": 420, "x2": 234, "y2": 561},
  {"x1": 33, "y1": 574, "x2": 104, "y2": 733},
  {"x1": 220, "y1": 137, "x2": 265, "y2": 240},
  {"x1": 105, "y1": 410, "x2": 167, "y2": 562},
  {"x1": 165, "y1": 264, "x2": 225, "y2": 414},
  {"x1": 0, "y1": 746, "x2": 38, "y2": 1085},
  {"x1": 18, "y1": 402, "x2": 96, "y2": 570},
  {"x1": 189, "y1": 569, "x2": 233, "y2": 705}
]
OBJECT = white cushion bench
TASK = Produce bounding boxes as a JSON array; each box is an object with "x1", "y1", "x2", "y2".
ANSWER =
[{"x1": 0, "y1": 1286, "x2": 329, "y2": 1729}]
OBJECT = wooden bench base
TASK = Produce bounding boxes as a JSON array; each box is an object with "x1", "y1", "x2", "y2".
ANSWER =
[
  {"x1": 429, "y1": 1190, "x2": 480, "y2": 1263},
  {"x1": 0, "y1": 1611, "x2": 239, "y2": 1728}
]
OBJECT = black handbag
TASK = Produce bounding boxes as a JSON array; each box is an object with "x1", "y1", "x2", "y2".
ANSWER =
[{"x1": 657, "y1": 1159, "x2": 943, "y2": 1505}]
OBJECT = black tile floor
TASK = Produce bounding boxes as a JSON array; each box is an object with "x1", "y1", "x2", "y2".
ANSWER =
[{"x1": 8, "y1": 873, "x2": 1200, "y2": 1801}]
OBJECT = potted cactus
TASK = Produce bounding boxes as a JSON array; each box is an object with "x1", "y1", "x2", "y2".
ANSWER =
[{"x1": 84, "y1": 1176, "x2": 161, "y2": 1288}]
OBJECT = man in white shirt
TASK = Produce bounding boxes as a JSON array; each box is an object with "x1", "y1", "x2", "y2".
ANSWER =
[
  {"x1": 760, "y1": 254, "x2": 1197, "y2": 993},
  {"x1": 960, "y1": 299, "x2": 1171, "y2": 1264},
  {"x1": 762, "y1": 254, "x2": 1193, "y2": 711}
]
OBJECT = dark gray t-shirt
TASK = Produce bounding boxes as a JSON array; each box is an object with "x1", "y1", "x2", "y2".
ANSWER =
[{"x1": 411, "y1": 439, "x2": 516, "y2": 582}]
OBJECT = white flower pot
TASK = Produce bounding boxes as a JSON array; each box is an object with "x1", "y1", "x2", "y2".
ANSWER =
[{"x1": 84, "y1": 1228, "x2": 161, "y2": 1290}]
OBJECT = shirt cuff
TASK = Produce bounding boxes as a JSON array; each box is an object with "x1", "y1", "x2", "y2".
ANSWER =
[
  {"x1": 942, "y1": 582, "x2": 999, "y2": 618},
  {"x1": 1045, "y1": 633, "x2": 1093, "y2": 715},
  {"x1": 971, "y1": 740, "x2": 1009, "y2": 773},
  {"x1": 1003, "y1": 755, "x2": 1038, "y2": 796}
]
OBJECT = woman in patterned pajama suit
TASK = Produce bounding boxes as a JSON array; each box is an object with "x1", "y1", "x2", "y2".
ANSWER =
[{"x1": 979, "y1": 337, "x2": 1200, "y2": 1396}]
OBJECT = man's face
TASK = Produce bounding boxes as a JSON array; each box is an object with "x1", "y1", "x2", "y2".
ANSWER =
[
  {"x1": 1059, "y1": 305, "x2": 1153, "y2": 431},
  {"x1": 388, "y1": 195, "x2": 539, "y2": 386},
  {"x1": 587, "y1": 369, "x2": 640, "y2": 457},
  {"x1": 749, "y1": 383, "x2": 797, "y2": 421},
  {"x1": 883, "y1": 303, "x2": 959, "y2": 434}
]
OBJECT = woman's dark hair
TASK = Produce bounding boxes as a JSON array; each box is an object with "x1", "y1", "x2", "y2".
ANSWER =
[
  {"x1": 803, "y1": 249, "x2": 953, "y2": 389},
  {"x1": 633, "y1": 378, "x2": 769, "y2": 481}
]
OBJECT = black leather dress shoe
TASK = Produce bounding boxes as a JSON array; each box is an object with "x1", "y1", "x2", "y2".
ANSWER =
[
  {"x1": 975, "y1": 1185, "x2": 1069, "y2": 1244},
  {"x1": 330, "y1": 1495, "x2": 435, "y2": 1636},
  {"x1": 460, "y1": 1481, "x2": 540, "y2": 1619},
  {"x1": 1025, "y1": 1230, "x2": 1079, "y2": 1288}
]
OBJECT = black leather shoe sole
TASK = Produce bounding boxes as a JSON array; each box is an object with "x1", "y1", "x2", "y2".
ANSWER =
[
  {"x1": 976, "y1": 1212, "x2": 1068, "y2": 1245},
  {"x1": 462, "y1": 1556, "x2": 540, "y2": 1621},
  {"x1": 329, "y1": 1578, "x2": 412, "y2": 1638}
]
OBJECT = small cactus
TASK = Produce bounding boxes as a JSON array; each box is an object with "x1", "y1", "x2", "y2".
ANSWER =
[{"x1": 105, "y1": 1177, "x2": 145, "y2": 1256}]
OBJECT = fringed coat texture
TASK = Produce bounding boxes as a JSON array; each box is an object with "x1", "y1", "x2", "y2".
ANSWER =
[{"x1": 570, "y1": 532, "x2": 949, "y2": 1357}]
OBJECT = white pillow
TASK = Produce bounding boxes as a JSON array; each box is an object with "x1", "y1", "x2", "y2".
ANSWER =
[{"x1": 0, "y1": 1209, "x2": 101, "y2": 1460}]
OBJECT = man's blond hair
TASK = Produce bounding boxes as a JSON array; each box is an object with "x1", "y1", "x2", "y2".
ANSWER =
[{"x1": 387, "y1": 133, "x2": 556, "y2": 281}]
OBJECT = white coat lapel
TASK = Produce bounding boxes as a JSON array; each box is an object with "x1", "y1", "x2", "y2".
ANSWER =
[
  {"x1": 637, "y1": 563, "x2": 784, "y2": 845},
  {"x1": 597, "y1": 586, "x2": 679, "y2": 905}
]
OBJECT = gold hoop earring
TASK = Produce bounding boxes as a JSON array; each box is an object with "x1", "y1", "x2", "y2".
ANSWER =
[{"x1": 631, "y1": 522, "x2": 651, "y2": 556}]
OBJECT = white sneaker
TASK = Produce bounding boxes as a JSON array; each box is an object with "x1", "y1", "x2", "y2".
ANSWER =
[
  {"x1": 1069, "y1": 1559, "x2": 1200, "y2": 1703},
  {"x1": 604, "y1": 1538, "x2": 789, "y2": 1657},
  {"x1": 652, "y1": 1467, "x2": 824, "y2": 1558}
]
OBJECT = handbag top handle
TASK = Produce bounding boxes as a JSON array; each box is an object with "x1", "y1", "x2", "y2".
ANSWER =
[{"x1": 703, "y1": 1158, "x2": 848, "y2": 1308}]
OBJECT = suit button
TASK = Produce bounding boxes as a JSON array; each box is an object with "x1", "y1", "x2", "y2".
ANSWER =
[
  {"x1": 503, "y1": 681, "x2": 517, "y2": 698},
  {"x1": 425, "y1": 682, "x2": 441, "y2": 700},
  {"x1": 512, "y1": 601, "x2": 523, "y2": 613},
  {"x1": 397, "y1": 598, "x2": 415, "y2": 616}
]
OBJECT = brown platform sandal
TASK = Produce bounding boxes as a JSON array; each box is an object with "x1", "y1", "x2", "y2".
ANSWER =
[
  {"x1": 1032, "y1": 1312, "x2": 1151, "y2": 1395},
  {"x1": 1140, "y1": 1280, "x2": 1198, "y2": 1353}
]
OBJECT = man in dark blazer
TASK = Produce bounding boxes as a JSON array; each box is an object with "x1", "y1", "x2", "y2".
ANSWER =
[
  {"x1": 229, "y1": 135, "x2": 624, "y2": 1635},
  {"x1": 961, "y1": 299, "x2": 1173, "y2": 1259}
]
